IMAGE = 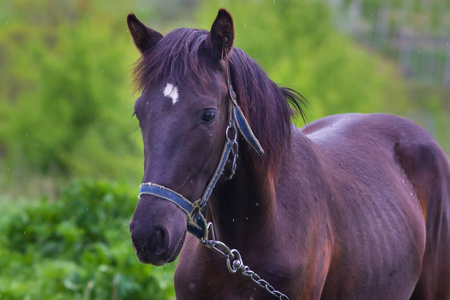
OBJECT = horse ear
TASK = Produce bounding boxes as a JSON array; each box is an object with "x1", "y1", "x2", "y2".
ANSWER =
[
  {"x1": 127, "y1": 13, "x2": 163, "y2": 54},
  {"x1": 208, "y1": 9, "x2": 234, "y2": 61}
]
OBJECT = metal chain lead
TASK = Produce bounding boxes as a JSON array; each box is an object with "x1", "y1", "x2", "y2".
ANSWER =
[
  {"x1": 201, "y1": 223, "x2": 289, "y2": 300},
  {"x1": 241, "y1": 266, "x2": 289, "y2": 300}
]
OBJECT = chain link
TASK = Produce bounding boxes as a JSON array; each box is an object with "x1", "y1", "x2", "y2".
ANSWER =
[
  {"x1": 242, "y1": 267, "x2": 289, "y2": 300},
  {"x1": 201, "y1": 223, "x2": 289, "y2": 300}
]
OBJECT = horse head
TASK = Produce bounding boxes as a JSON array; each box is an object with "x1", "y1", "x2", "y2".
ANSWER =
[{"x1": 127, "y1": 10, "x2": 235, "y2": 265}]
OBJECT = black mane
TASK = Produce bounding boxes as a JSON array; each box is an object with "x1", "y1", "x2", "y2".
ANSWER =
[{"x1": 133, "y1": 27, "x2": 307, "y2": 175}]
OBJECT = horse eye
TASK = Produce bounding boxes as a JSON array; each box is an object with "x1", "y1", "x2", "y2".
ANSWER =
[{"x1": 202, "y1": 109, "x2": 216, "y2": 122}]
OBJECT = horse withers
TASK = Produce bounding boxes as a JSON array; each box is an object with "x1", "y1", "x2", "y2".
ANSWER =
[{"x1": 126, "y1": 9, "x2": 450, "y2": 300}]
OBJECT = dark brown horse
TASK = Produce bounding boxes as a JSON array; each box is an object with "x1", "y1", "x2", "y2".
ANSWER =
[{"x1": 127, "y1": 9, "x2": 450, "y2": 300}]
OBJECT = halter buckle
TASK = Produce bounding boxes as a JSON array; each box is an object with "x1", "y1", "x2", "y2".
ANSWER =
[{"x1": 226, "y1": 124, "x2": 238, "y2": 142}]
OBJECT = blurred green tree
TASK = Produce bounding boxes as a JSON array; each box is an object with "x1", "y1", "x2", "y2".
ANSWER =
[{"x1": 0, "y1": 0, "x2": 147, "y2": 195}]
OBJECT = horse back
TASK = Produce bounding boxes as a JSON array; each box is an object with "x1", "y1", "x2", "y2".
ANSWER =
[{"x1": 302, "y1": 113, "x2": 450, "y2": 299}]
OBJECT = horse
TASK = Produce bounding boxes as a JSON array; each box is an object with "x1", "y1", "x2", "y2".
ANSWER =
[{"x1": 126, "y1": 9, "x2": 450, "y2": 300}]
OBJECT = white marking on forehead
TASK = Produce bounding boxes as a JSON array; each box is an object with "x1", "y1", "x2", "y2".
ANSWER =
[{"x1": 163, "y1": 83, "x2": 179, "y2": 105}]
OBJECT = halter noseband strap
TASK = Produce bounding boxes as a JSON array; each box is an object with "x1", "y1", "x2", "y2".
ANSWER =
[{"x1": 139, "y1": 69, "x2": 264, "y2": 240}]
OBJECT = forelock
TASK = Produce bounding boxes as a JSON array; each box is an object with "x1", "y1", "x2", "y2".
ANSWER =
[{"x1": 133, "y1": 28, "x2": 219, "y2": 94}]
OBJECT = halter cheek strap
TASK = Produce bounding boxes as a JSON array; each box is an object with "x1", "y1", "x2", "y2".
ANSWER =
[{"x1": 139, "y1": 70, "x2": 264, "y2": 240}]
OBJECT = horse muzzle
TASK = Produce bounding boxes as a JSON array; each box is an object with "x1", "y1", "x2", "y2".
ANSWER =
[{"x1": 129, "y1": 195, "x2": 187, "y2": 265}]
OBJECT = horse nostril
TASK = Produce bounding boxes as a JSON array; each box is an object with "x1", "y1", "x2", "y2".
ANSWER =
[
  {"x1": 130, "y1": 224, "x2": 169, "y2": 259},
  {"x1": 152, "y1": 227, "x2": 168, "y2": 256}
]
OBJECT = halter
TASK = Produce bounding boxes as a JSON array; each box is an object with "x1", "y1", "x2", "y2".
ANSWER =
[
  {"x1": 138, "y1": 69, "x2": 288, "y2": 300},
  {"x1": 139, "y1": 69, "x2": 263, "y2": 240}
]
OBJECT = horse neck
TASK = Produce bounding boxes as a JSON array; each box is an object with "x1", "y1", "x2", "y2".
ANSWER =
[
  {"x1": 205, "y1": 128, "x2": 327, "y2": 247},
  {"x1": 207, "y1": 149, "x2": 277, "y2": 248}
]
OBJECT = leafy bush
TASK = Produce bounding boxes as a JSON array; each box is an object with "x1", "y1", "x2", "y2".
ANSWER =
[{"x1": 0, "y1": 180, "x2": 176, "y2": 299}]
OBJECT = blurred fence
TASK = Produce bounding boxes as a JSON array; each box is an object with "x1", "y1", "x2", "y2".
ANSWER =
[
  {"x1": 327, "y1": 0, "x2": 450, "y2": 89},
  {"x1": 324, "y1": 0, "x2": 450, "y2": 154}
]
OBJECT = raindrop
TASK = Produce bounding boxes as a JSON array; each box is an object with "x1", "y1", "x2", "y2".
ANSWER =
[
  {"x1": 245, "y1": 217, "x2": 249, "y2": 220},
  {"x1": 6, "y1": 21, "x2": 8, "y2": 24},
  {"x1": 25, "y1": 132, "x2": 28, "y2": 136},
  {"x1": 255, "y1": 203, "x2": 259, "y2": 206},
  {"x1": 6, "y1": 168, "x2": 10, "y2": 172},
  {"x1": 61, "y1": 154, "x2": 64, "y2": 158},
  {"x1": 86, "y1": 207, "x2": 89, "y2": 211},
  {"x1": 72, "y1": 57, "x2": 75, "y2": 60},
  {"x1": 418, "y1": 50, "x2": 421, "y2": 54},
  {"x1": 232, "y1": 218, "x2": 235, "y2": 223},
  {"x1": 371, "y1": 14, "x2": 374, "y2": 18},
  {"x1": 23, "y1": 231, "x2": 26, "y2": 235}
]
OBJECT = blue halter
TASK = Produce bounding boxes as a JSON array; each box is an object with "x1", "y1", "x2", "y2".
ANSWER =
[{"x1": 139, "y1": 70, "x2": 264, "y2": 240}]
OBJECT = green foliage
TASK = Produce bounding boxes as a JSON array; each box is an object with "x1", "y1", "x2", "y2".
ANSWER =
[
  {"x1": 195, "y1": 0, "x2": 410, "y2": 126},
  {"x1": 0, "y1": 0, "x2": 145, "y2": 194},
  {"x1": 0, "y1": 180, "x2": 175, "y2": 299}
]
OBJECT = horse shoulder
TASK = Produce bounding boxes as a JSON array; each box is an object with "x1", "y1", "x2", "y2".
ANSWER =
[{"x1": 273, "y1": 128, "x2": 337, "y2": 298}]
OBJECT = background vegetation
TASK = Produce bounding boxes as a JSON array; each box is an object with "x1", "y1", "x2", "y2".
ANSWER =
[
  {"x1": 0, "y1": 180, "x2": 175, "y2": 299},
  {"x1": 0, "y1": 0, "x2": 448, "y2": 298}
]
